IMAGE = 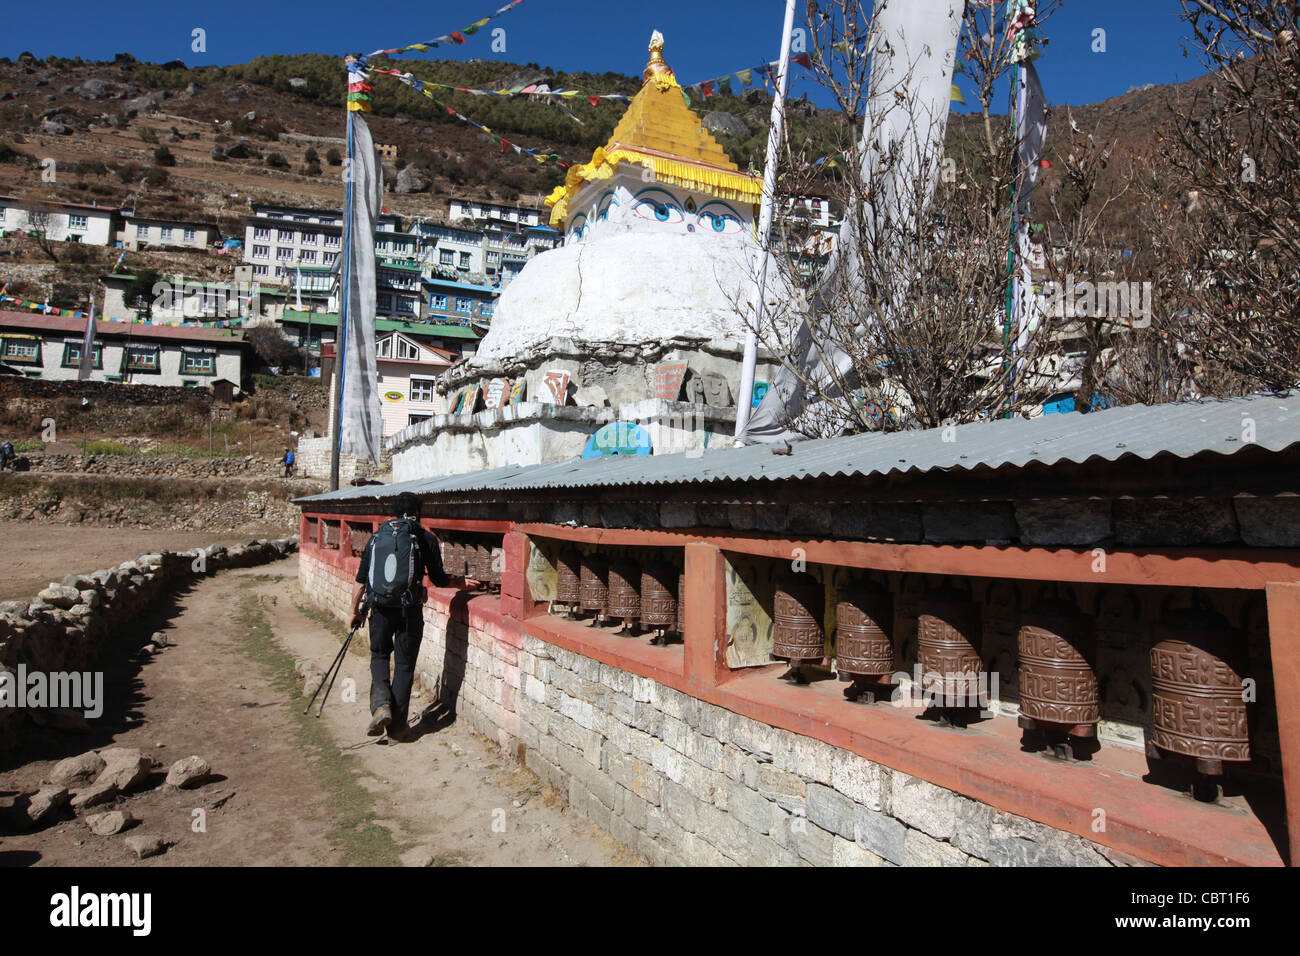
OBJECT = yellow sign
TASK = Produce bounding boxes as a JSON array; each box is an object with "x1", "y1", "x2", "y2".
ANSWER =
[{"x1": 383, "y1": 391, "x2": 404, "y2": 402}]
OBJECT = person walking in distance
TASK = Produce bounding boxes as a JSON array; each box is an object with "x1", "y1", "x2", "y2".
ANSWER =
[
  {"x1": 349, "y1": 492, "x2": 448, "y2": 740},
  {"x1": 283, "y1": 447, "x2": 295, "y2": 477}
]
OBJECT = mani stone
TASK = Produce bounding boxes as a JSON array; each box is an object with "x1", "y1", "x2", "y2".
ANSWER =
[
  {"x1": 85, "y1": 809, "x2": 135, "y2": 836},
  {"x1": 165, "y1": 755, "x2": 211, "y2": 789},
  {"x1": 46, "y1": 751, "x2": 106, "y2": 786},
  {"x1": 94, "y1": 748, "x2": 152, "y2": 792}
]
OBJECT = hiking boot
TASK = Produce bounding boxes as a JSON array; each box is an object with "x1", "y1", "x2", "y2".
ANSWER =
[
  {"x1": 367, "y1": 705, "x2": 392, "y2": 737},
  {"x1": 387, "y1": 719, "x2": 409, "y2": 742}
]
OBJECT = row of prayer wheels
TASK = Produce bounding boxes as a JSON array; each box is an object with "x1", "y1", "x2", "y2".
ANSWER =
[
  {"x1": 439, "y1": 536, "x2": 502, "y2": 589},
  {"x1": 771, "y1": 574, "x2": 1250, "y2": 778},
  {"x1": 553, "y1": 549, "x2": 683, "y2": 642}
]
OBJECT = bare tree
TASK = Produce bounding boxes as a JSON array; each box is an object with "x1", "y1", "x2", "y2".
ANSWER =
[
  {"x1": 745, "y1": 0, "x2": 1068, "y2": 436},
  {"x1": 1168, "y1": 0, "x2": 1300, "y2": 391},
  {"x1": 26, "y1": 207, "x2": 59, "y2": 263}
]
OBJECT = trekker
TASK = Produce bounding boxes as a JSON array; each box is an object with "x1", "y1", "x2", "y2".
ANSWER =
[
  {"x1": 349, "y1": 492, "x2": 447, "y2": 741},
  {"x1": 283, "y1": 447, "x2": 295, "y2": 477},
  {"x1": 0, "y1": 439, "x2": 13, "y2": 472}
]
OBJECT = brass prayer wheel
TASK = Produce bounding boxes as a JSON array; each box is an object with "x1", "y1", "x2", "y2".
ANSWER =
[
  {"x1": 640, "y1": 562, "x2": 678, "y2": 628},
  {"x1": 607, "y1": 558, "x2": 641, "y2": 623},
  {"x1": 835, "y1": 584, "x2": 893, "y2": 680},
  {"x1": 579, "y1": 553, "x2": 608, "y2": 615},
  {"x1": 676, "y1": 572, "x2": 686, "y2": 634},
  {"x1": 1149, "y1": 608, "x2": 1250, "y2": 776},
  {"x1": 469, "y1": 542, "x2": 492, "y2": 582},
  {"x1": 488, "y1": 546, "x2": 503, "y2": 587},
  {"x1": 1017, "y1": 600, "x2": 1099, "y2": 736},
  {"x1": 772, "y1": 574, "x2": 825, "y2": 662},
  {"x1": 917, "y1": 588, "x2": 983, "y2": 706},
  {"x1": 555, "y1": 549, "x2": 581, "y2": 606}
]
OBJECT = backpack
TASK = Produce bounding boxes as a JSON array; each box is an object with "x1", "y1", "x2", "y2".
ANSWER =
[
  {"x1": 286, "y1": 451, "x2": 295, "y2": 464},
  {"x1": 366, "y1": 519, "x2": 420, "y2": 607}
]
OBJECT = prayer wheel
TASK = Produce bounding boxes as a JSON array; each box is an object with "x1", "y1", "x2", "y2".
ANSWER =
[
  {"x1": 445, "y1": 540, "x2": 467, "y2": 577},
  {"x1": 555, "y1": 549, "x2": 582, "y2": 607},
  {"x1": 772, "y1": 574, "x2": 824, "y2": 663},
  {"x1": 835, "y1": 584, "x2": 894, "y2": 681},
  {"x1": 469, "y1": 542, "x2": 492, "y2": 583},
  {"x1": 607, "y1": 558, "x2": 640, "y2": 625},
  {"x1": 1149, "y1": 608, "x2": 1250, "y2": 776},
  {"x1": 488, "y1": 546, "x2": 503, "y2": 587},
  {"x1": 640, "y1": 562, "x2": 678, "y2": 629},
  {"x1": 917, "y1": 588, "x2": 983, "y2": 708},
  {"x1": 1017, "y1": 600, "x2": 1099, "y2": 737},
  {"x1": 579, "y1": 553, "x2": 608, "y2": 617}
]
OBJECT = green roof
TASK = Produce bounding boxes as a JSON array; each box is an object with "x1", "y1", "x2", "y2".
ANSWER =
[{"x1": 281, "y1": 310, "x2": 479, "y2": 339}]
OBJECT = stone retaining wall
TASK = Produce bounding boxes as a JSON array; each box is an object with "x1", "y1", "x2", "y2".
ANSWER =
[{"x1": 0, "y1": 536, "x2": 298, "y2": 758}]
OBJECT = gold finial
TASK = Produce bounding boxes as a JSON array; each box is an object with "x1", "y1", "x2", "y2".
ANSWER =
[{"x1": 644, "y1": 30, "x2": 674, "y2": 83}]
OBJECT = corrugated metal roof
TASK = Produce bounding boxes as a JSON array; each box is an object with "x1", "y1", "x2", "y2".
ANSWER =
[{"x1": 296, "y1": 393, "x2": 1300, "y2": 506}]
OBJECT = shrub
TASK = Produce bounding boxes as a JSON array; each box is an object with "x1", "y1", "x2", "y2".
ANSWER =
[
  {"x1": 265, "y1": 152, "x2": 288, "y2": 169},
  {"x1": 153, "y1": 145, "x2": 176, "y2": 166}
]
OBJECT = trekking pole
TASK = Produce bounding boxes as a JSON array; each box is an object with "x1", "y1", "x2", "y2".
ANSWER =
[{"x1": 303, "y1": 599, "x2": 368, "y2": 716}]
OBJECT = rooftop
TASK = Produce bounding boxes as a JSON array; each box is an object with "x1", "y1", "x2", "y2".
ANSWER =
[{"x1": 0, "y1": 310, "x2": 247, "y2": 344}]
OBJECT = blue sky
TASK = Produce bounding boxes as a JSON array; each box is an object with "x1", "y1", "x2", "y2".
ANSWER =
[{"x1": 3, "y1": 1, "x2": 1211, "y2": 110}]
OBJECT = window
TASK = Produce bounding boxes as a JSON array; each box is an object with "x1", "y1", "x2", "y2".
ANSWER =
[
  {"x1": 430, "y1": 294, "x2": 447, "y2": 311},
  {"x1": 253, "y1": 245, "x2": 269, "y2": 259},
  {"x1": 455, "y1": 298, "x2": 471, "y2": 315},
  {"x1": 376, "y1": 336, "x2": 392, "y2": 358},
  {"x1": 487, "y1": 251, "x2": 500, "y2": 263},
  {"x1": 62, "y1": 342, "x2": 103, "y2": 369},
  {"x1": 183, "y1": 228, "x2": 196, "y2": 242},
  {"x1": 161, "y1": 227, "x2": 174, "y2": 240},
  {"x1": 377, "y1": 293, "x2": 392, "y2": 311},
  {"x1": 125, "y1": 345, "x2": 159, "y2": 372},
  {"x1": 181, "y1": 350, "x2": 216, "y2": 375},
  {"x1": 275, "y1": 266, "x2": 286, "y2": 277},
  {"x1": 479, "y1": 301, "x2": 494, "y2": 317},
  {"x1": 458, "y1": 252, "x2": 471, "y2": 269},
  {"x1": 254, "y1": 227, "x2": 270, "y2": 240},
  {"x1": 301, "y1": 232, "x2": 317, "y2": 245},
  {"x1": 322, "y1": 252, "x2": 337, "y2": 265},
  {"x1": 395, "y1": 297, "x2": 415, "y2": 315},
  {"x1": 408, "y1": 414, "x2": 432, "y2": 426},
  {"x1": 137, "y1": 224, "x2": 150, "y2": 238},
  {"x1": 324, "y1": 233, "x2": 340, "y2": 247},
  {"x1": 410, "y1": 376, "x2": 436, "y2": 402},
  {"x1": 1, "y1": 337, "x2": 40, "y2": 363},
  {"x1": 277, "y1": 247, "x2": 293, "y2": 260},
  {"x1": 277, "y1": 229, "x2": 294, "y2": 242},
  {"x1": 395, "y1": 336, "x2": 420, "y2": 360},
  {"x1": 252, "y1": 264, "x2": 268, "y2": 276},
  {"x1": 69, "y1": 214, "x2": 88, "y2": 230},
  {"x1": 439, "y1": 250, "x2": 454, "y2": 266},
  {"x1": 299, "y1": 250, "x2": 316, "y2": 264}
]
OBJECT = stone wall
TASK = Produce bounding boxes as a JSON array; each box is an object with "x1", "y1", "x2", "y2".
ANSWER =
[
  {"x1": 299, "y1": 546, "x2": 1124, "y2": 867},
  {"x1": 296, "y1": 436, "x2": 390, "y2": 484},
  {"x1": 25, "y1": 452, "x2": 288, "y2": 479},
  {"x1": 0, "y1": 536, "x2": 299, "y2": 757}
]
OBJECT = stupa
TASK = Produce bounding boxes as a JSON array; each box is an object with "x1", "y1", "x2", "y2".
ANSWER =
[{"x1": 388, "y1": 32, "x2": 787, "y2": 481}]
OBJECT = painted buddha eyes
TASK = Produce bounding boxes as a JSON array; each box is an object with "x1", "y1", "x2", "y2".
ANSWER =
[
  {"x1": 698, "y1": 211, "x2": 744, "y2": 234},
  {"x1": 596, "y1": 192, "x2": 619, "y2": 222},
  {"x1": 632, "y1": 188, "x2": 686, "y2": 224}
]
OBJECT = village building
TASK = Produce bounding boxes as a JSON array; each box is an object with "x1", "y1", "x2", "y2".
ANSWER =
[
  {"x1": 0, "y1": 310, "x2": 247, "y2": 387},
  {"x1": 116, "y1": 212, "x2": 217, "y2": 252},
  {"x1": 278, "y1": 310, "x2": 479, "y2": 364},
  {"x1": 448, "y1": 198, "x2": 545, "y2": 229},
  {"x1": 0, "y1": 195, "x2": 117, "y2": 246},
  {"x1": 384, "y1": 34, "x2": 788, "y2": 481}
]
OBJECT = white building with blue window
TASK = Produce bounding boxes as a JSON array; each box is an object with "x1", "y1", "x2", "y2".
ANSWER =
[{"x1": 0, "y1": 196, "x2": 116, "y2": 246}]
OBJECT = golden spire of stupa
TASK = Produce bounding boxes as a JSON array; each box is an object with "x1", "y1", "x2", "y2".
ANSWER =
[{"x1": 643, "y1": 30, "x2": 674, "y2": 84}]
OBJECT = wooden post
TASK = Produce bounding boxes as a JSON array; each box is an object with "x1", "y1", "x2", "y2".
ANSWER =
[{"x1": 1266, "y1": 581, "x2": 1300, "y2": 866}]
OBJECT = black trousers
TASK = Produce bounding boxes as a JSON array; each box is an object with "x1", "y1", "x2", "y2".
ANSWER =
[{"x1": 367, "y1": 604, "x2": 424, "y2": 724}]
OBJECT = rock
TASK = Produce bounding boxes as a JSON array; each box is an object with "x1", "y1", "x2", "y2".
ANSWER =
[
  {"x1": 79, "y1": 589, "x2": 102, "y2": 608},
  {"x1": 46, "y1": 751, "x2": 106, "y2": 786},
  {"x1": 179, "y1": 82, "x2": 200, "y2": 100},
  {"x1": 20, "y1": 786, "x2": 70, "y2": 826},
  {"x1": 123, "y1": 90, "x2": 167, "y2": 115},
  {"x1": 243, "y1": 111, "x2": 257, "y2": 122},
  {"x1": 63, "y1": 573, "x2": 96, "y2": 589},
  {"x1": 151, "y1": 631, "x2": 168, "y2": 647},
  {"x1": 124, "y1": 833, "x2": 167, "y2": 859},
  {"x1": 85, "y1": 809, "x2": 135, "y2": 835},
  {"x1": 165, "y1": 755, "x2": 211, "y2": 789},
  {"x1": 210, "y1": 146, "x2": 225, "y2": 160},
  {"x1": 95, "y1": 747, "x2": 152, "y2": 792},
  {"x1": 289, "y1": 77, "x2": 307, "y2": 88},
  {"x1": 703, "y1": 110, "x2": 750, "y2": 138},
  {"x1": 70, "y1": 779, "x2": 118, "y2": 811},
  {"x1": 38, "y1": 584, "x2": 80, "y2": 609},
  {"x1": 395, "y1": 165, "x2": 425, "y2": 194},
  {"x1": 79, "y1": 79, "x2": 108, "y2": 99}
]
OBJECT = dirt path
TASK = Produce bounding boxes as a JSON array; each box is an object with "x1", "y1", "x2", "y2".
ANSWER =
[{"x1": 0, "y1": 557, "x2": 633, "y2": 867}]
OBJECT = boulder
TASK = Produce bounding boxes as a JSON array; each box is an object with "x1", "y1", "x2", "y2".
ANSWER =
[
  {"x1": 165, "y1": 755, "x2": 211, "y2": 789},
  {"x1": 19, "y1": 786, "x2": 70, "y2": 826},
  {"x1": 289, "y1": 77, "x2": 307, "y2": 88},
  {"x1": 124, "y1": 833, "x2": 167, "y2": 859},
  {"x1": 179, "y1": 82, "x2": 199, "y2": 100},
  {"x1": 37, "y1": 584, "x2": 80, "y2": 609},
  {"x1": 85, "y1": 809, "x2": 135, "y2": 836},
  {"x1": 395, "y1": 166, "x2": 425, "y2": 194},
  {"x1": 703, "y1": 110, "x2": 750, "y2": 138},
  {"x1": 70, "y1": 779, "x2": 118, "y2": 811},
  {"x1": 123, "y1": 90, "x2": 165, "y2": 115},
  {"x1": 46, "y1": 751, "x2": 106, "y2": 786},
  {"x1": 94, "y1": 747, "x2": 152, "y2": 792}
]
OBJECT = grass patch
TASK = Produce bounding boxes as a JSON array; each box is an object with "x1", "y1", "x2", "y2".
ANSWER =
[{"x1": 233, "y1": 582, "x2": 406, "y2": 866}]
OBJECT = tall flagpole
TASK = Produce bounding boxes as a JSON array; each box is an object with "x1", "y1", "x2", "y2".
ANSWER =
[
  {"x1": 330, "y1": 106, "x2": 356, "y2": 492},
  {"x1": 735, "y1": 0, "x2": 798, "y2": 438}
]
